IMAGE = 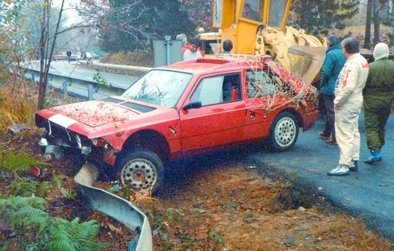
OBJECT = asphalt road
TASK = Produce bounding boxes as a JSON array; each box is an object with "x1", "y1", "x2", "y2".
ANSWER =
[{"x1": 249, "y1": 113, "x2": 394, "y2": 241}]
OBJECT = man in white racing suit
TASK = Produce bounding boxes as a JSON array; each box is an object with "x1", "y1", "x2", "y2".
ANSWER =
[{"x1": 327, "y1": 37, "x2": 369, "y2": 176}]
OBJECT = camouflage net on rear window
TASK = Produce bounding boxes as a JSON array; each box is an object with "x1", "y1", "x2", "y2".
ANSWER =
[{"x1": 217, "y1": 54, "x2": 318, "y2": 113}]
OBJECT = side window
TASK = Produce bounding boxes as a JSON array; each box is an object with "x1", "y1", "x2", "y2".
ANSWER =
[
  {"x1": 242, "y1": 0, "x2": 263, "y2": 22},
  {"x1": 268, "y1": 0, "x2": 287, "y2": 27},
  {"x1": 190, "y1": 73, "x2": 242, "y2": 106},
  {"x1": 222, "y1": 74, "x2": 241, "y2": 102},
  {"x1": 246, "y1": 70, "x2": 276, "y2": 98},
  {"x1": 191, "y1": 76, "x2": 223, "y2": 106}
]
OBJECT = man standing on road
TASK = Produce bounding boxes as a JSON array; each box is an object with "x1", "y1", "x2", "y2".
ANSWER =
[
  {"x1": 66, "y1": 50, "x2": 72, "y2": 63},
  {"x1": 319, "y1": 35, "x2": 346, "y2": 145},
  {"x1": 327, "y1": 37, "x2": 369, "y2": 176},
  {"x1": 362, "y1": 43, "x2": 394, "y2": 164}
]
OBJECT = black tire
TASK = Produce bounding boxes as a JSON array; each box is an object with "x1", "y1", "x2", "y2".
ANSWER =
[
  {"x1": 270, "y1": 111, "x2": 299, "y2": 152},
  {"x1": 116, "y1": 150, "x2": 164, "y2": 193}
]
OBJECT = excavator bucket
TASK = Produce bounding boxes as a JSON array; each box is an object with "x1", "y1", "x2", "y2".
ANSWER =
[{"x1": 287, "y1": 46, "x2": 327, "y2": 86}]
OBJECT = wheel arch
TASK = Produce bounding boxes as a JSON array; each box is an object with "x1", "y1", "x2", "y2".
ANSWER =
[
  {"x1": 273, "y1": 108, "x2": 302, "y2": 128},
  {"x1": 118, "y1": 129, "x2": 170, "y2": 163}
]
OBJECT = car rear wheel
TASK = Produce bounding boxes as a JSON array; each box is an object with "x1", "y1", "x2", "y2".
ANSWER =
[
  {"x1": 270, "y1": 111, "x2": 299, "y2": 151},
  {"x1": 116, "y1": 150, "x2": 164, "y2": 193}
]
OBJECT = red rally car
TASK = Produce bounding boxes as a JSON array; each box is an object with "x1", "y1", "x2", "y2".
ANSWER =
[{"x1": 35, "y1": 56, "x2": 319, "y2": 192}]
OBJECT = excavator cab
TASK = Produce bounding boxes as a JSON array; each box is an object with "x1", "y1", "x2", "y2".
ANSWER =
[
  {"x1": 201, "y1": 0, "x2": 326, "y2": 85},
  {"x1": 213, "y1": 0, "x2": 291, "y2": 54}
]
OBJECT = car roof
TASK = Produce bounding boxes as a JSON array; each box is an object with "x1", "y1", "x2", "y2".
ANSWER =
[{"x1": 161, "y1": 55, "x2": 273, "y2": 74}]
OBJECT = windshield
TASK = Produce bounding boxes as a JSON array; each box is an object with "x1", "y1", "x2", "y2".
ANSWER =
[{"x1": 122, "y1": 70, "x2": 192, "y2": 107}]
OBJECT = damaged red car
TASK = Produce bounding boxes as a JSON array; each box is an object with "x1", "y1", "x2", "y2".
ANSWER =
[{"x1": 35, "y1": 56, "x2": 319, "y2": 192}]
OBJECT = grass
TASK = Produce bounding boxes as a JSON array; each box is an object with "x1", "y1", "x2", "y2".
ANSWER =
[{"x1": 0, "y1": 76, "x2": 36, "y2": 133}]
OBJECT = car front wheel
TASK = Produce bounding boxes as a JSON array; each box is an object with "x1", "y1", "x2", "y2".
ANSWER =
[
  {"x1": 270, "y1": 111, "x2": 299, "y2": 151},
  {"x1": 116, "y1": 150, "x2": 164, "y2": 193}
]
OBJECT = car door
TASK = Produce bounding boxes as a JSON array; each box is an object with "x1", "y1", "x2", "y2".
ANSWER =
[
  {"x1": 179, "y1": 73, "x2": 247, "y2": 151},
  {"x1": 243, "y1": 69, "x2": 283, "y2": 138}
]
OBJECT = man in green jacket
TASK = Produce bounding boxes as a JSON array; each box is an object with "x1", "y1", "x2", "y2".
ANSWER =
[
  {"x1": 363, "y1": 42, "x2": 394, "y2": 164},
  {"x1": 319, "y1": 35, "x2": 346, "y2": 145}
]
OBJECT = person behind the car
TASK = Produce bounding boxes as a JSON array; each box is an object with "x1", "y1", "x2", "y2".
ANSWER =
[
  {"x1": 66, "y1": 50, "x2": 72, "y2": 63},
  {"x1": 319, "y1": 35, "x2": 346, "y2": 145},
  {"x1": 182, "y1": 37, "x2": 204, "y2": 61},
  {"x1": 362, "y1": 43, "x2": 394, "y2": 164},
  {"x1": 327, "y1": 37, "x2": 369, "y2": 176},
  {"x1": 222, "y1": 39, "x2": 233, "y2": 55}
]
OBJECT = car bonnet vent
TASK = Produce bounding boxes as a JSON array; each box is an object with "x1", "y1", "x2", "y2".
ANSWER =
[
  {"x1": 103, "y1": 97, "x2": 123, "y2": 103},
  {"x1": 121, "y1": 102, "x2": 156, "y2": 113}
]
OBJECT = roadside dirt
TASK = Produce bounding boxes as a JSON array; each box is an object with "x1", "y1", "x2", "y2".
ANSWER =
[{"x1": 1, "y1": 125, "x2": 393, "y2": 250}]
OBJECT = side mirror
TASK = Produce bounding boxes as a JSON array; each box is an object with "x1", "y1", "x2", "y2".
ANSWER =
[{"x1": 183, "y1": 101, "x2": 202, "y2": 110}]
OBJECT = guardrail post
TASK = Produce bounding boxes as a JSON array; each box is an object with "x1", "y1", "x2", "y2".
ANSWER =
[
  {"x1": 88, "y1": 84, "x2": 94, "y2": 100},
  {"x1": 164, "y1": 35, "x2": 172, "y2": 65},
  {"x1": 62, "y1": 81, "x2": 68, "y2": 95}
]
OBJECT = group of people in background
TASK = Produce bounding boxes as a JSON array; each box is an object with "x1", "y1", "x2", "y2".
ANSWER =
[
  {"x1": 176, "y1": 33, "x2": 233, "y2": 61},
  {"x1": 321, "y1": 36, "x2": 394, "y2": 176}
]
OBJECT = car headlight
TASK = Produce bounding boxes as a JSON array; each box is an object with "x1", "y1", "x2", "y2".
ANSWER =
[
  {"x1": 75, "y1": 134, "x2": 82, "y2": 148},
  {"x1": 91, "y1": 138, "x2": 109, "y2": 149}
]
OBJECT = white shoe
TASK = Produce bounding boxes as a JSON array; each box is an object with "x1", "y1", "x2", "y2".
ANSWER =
[{"x1": 327, "y1": 165, "x2": 349, "y2": 176}]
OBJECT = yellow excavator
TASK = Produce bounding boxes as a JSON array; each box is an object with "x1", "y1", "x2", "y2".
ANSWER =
[{"x1": 199, "y1": 0, "x2": 327, "y2": 85}]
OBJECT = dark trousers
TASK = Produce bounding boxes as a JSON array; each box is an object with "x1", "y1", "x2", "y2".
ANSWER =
[
  {"x1": 364, "y1": 95, "x2": 393, "y2": 151},
  {"x1": 322, "y1": 94, "x2": 335, "y2": 139}
]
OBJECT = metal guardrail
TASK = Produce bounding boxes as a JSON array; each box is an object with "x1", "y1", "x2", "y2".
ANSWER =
[
  {"x1": 23, "y1": 62, "x2": 151, "y2": 100},
  {"x1": 78, "y1": 61, "x2": 152, "y2": 75}
]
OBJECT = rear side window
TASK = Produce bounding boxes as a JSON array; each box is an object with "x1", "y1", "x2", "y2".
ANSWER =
[{"x1": 246, "y1": 70, "x2": 276, "y2": 98}]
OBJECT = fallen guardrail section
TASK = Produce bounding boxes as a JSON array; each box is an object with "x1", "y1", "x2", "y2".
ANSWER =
[{"x1": 74, "y1": 162, "x2": 153, "y2": 251}]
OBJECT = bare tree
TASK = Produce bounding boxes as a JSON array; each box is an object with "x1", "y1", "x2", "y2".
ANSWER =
[
  {"x1": 36, "y1": 0, "x2": 98, "y2": 109},
  {"x1": 37, "y1": 0, "x2": 64, "y2": 109},
  {"x1": 364, "y1": 0, "x2": 390, "y2": 49},
  {"x1": 364, "y1": 0, "x2": 373, "y2": 48}
]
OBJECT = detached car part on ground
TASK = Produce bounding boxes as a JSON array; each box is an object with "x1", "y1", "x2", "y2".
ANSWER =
[
  {"x1": 35, "y1": 56, "x2": 319, "y2": 193},
  {"x1": 74, "y1": 162, "x2": 152, "y2": 251}
]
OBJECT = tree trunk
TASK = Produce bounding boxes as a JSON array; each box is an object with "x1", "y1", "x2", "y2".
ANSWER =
[
  {"x1": 37, "y1": 3, "x2": 49, "y2": 110},
  {"x1": 37, "y1": 0, "x2": 65, "y2": 110},
  {"x1": 372, "y1": 0, "x2": 380, "y2": 45},
  {"x1": 364, "y1": 0, "x2": 373, "y2": 49}
]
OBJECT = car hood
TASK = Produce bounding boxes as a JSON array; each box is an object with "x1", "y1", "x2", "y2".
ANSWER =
[
  {"x1": 47, "y1": 100, "x2": 142, "y2": 127},
  {"x1": 36, "y1": 98, "x2": 180, "y2": 139}
]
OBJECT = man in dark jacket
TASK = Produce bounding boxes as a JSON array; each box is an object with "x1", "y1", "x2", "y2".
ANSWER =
[
  {"x1": 363, "y1": 42, "x2": 394, "y2": 164},
  {"x1": 319, "y1": 35, "x2": 346, "y2": 145}
]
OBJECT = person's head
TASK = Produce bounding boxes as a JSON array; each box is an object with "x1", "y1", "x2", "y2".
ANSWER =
[
  {"x1": 176, "y1": 33, "x2": 187, "y2": 45},
  {"x1": 223, "y1": 39, "x2": 233, "y2": 53},
  {"x1": 327, "y1": 35, "x2": 340, "y2": 48},
  {"x1": 243, "y1": 3, "x2": 252, "y2": 14},
  {"x1": 341, "y1": 37, "x2": 359, "y2": 58},
  {"x1": 189, "y1": 37, "x2": 200, "y2": 52},
  {"x1": 373, "y1": 42, "x2": 389, "y2": 61}
]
